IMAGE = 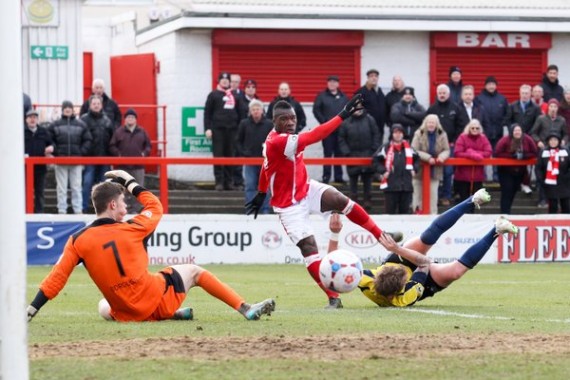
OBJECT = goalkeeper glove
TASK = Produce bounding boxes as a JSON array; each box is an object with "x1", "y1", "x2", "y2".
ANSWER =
[
  {"x1": 104, "y1": 170, "x2": 139, "y2": 194},
  {"x1": 245, "y1": 192, "x2": 267, "y2": 219},
  {"x1": 338, "y1": 93, "x2": 364, "y2": 120},
  {"x1": 27, "y1": 305, "x2": 38, "y2": 322}
]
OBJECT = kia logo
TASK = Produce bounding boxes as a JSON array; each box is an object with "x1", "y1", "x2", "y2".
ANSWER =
[
  {"x1": 344, "y1": 231, "x2": 378, "y2": 248},
  {"x1": 262, "y1": 231, "x2": 282, "y2": 249}
]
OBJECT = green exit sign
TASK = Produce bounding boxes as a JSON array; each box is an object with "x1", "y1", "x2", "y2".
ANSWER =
[{"x1": 31, "y1": 45, "x2": 68, "y2": 60}]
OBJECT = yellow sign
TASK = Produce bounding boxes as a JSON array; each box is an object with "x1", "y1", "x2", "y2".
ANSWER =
[{"x1": 23, "y1": 0, "x2": 59, "y2": 27}]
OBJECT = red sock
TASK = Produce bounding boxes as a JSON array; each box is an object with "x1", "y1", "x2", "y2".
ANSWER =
[
  {"x1": 305, "y1": 252, "x2": 339, "y2": 299},
  {"x1": 344, "y1": 200, "x2": 382, "y2": 239}
]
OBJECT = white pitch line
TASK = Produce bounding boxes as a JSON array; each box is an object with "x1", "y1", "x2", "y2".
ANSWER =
[
  {"x1": 398, "y1": 308, "x2": 570, "y2": 324},
  {"x1": 400, "y1": 308, "x2": 512, "y2": 320}
]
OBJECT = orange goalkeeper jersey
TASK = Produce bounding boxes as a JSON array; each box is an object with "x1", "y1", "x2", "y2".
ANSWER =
[{"x1": 39, "y1": 191, "x2": 165, "y2": 321}]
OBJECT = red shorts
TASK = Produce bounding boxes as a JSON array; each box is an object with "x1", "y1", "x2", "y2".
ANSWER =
[{"x1": 145, "y1": 267, "x2": 187, "y2": 321}]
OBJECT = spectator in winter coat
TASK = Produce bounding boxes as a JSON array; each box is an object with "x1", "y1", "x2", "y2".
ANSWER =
[
  {"x1": 453, "y1": 119, "x2": 492, "y2": 205},
  {"x1": 266, "y1": 82, "x2": 306, "y2": 133},
  {"x1": 531, "y1": 85, "x2": 548, "y2": 115},
  {"x1": 530, "y1": 99, "x2": 568, "y2": 149},
  {"x1": 337, "y1": 109, "x2": 381, "y2": 210},
  {"x1": 494, "y1": 124, "x2": 538, "y2": 214},
  {"x1": 373, "y1": 124, "x2": 419, "y2": 214},
  {"x1": 109, "y1": 108, "x2": 152, "y2": 213},
  {"x1": 355, "y1": 69, "x2": 387, "y2": 144},
  {"x1": 503, "y1": 84, "x2": 541, "y2": 195},
  {"x1": 535, "y1": 132, "x2": 570, "y2": 214},
  {"x1": 49, "y1": 101, "x2": 92, "y2": 214},
  {"x1": 204, "y1": 72, "x2": 247, "y2": 191},
  {"x1": 80, "y1": 95, "x2": 115, "y2": 213},
  {"x1": 24, "y1": 109, "x2": 54, "y2": 213},
  {"x1": 459, "y1": 85, "x2": 487, "y2": 126},
  {"x1": 503, "y1": 84, "x2": 542, "y2": 134},
  {"x1": 411, "y1": 114, "x2": 450, "y2": 214},
  {"x1": 243, "y1": 79, "x2": 260, "y2": 104},
  {"x1": 447, "y1": 66, "x2": 463, "y2": 105},
  {"x1": 80, "y1": 79, "x2": 122, "y2": 128},
  {"x1": 385, "y1": 75, "x2": 406, "y2": 127},
  {"x1": 474, "y1": 76, "x2": 508, "y2": 150},
  {"x1": 236, "y1": 100, "x2": 274, "y2": 215},
  {"x1": 313, "y1": 75, "x2": 349, "y2": 184},
  {"x1": 540, "y1": 64, "x2": 564, "y2": 102},
  {"x1": 427, "y1": 84, "x2": 469, "y2": 205},
  {"x1": 23, "y1": 92, "x2": 32, "y2": 120},
  {"x1": 557, "y1": 87, "x2": 570, "y2": 133},
  {"x1": 390, "y1": 87, "x2": 426, "y2": 140}
]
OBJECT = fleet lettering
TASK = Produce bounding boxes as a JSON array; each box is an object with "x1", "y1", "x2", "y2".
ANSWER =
[
  {"x1": 499, "y1": 224, "x2": 570, "y2": 262},
  {"x1": 457, "y1": 33, "x2": 530, "y2": 48}
]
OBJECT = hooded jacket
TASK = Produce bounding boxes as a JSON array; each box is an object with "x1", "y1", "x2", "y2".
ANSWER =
[{"x1": 453, "y1": 131, "x2": 492, "y2": 182}]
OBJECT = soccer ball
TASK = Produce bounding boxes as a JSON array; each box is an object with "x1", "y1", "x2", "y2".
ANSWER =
[{"x1": 319, "y1": 249, "x2": 363, "y2": 293}]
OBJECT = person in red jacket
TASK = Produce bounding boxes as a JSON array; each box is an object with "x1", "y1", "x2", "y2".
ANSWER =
[
  {"x1": 494, "y1": 124, "x2": 538, "y2": 214},
  {"x1": 453, "y1": 119, "x2": 492, "y2": 205},
  {"x1": 246, "y1": 94, "x2": 402, "y2": 309}
]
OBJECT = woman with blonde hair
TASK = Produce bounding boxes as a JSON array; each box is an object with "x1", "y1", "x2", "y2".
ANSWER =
[
  {"x1": 410, "y1": 114, "x2": 450, "y2": 214},
  {"x1": 453, "y1": 119, "x2": 492, "y2": 206}
]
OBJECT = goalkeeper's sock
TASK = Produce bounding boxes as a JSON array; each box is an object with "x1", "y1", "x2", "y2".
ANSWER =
[
  {"x1": 458, "y1": 228, "x2": 496, "y2": 269},
  {"x1": 343, "y1": 199, "x2": 382, "y2": 239},
  {"x1": 196, "y1": 270, "x2": 245, "y2": 310},
  {"x1": 304, "y1": 252, "x2": 340, "y2": 299}
]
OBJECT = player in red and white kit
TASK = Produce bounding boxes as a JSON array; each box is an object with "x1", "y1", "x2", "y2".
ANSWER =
[{"x1": 246, "y1": 94, "x2": 402, "y2": 309}]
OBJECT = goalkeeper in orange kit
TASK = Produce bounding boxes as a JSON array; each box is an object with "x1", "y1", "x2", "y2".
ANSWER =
[{"x1": 27, "y1": 170, "x2": 275, "y2": 322}]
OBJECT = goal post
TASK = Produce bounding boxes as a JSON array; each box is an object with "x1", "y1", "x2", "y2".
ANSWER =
[{"x1": 0, "y1": 1, "x2": 29, "y2": 379}]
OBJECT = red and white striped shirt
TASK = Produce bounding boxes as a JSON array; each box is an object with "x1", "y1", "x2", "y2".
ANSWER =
[{"x1": 259, "y1": 116, "x2": 343, "y2": 208}]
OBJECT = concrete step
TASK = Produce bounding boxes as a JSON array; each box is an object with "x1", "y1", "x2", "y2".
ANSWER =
[{"x1": 42, "y1": 186, "x2": 541, "y2": 215}]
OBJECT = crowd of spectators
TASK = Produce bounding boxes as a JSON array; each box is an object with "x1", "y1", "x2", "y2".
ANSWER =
[
  {"x1": 24, "y1": 79, "x2": 151, "y2": 214},
  {"x1": 24, "y1": 64, "x2": 570, "y2": 215}
]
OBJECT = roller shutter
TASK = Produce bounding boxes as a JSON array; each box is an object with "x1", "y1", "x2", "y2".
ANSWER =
[
  {"x1": 213, "y1": 30, "x2": 363, "y2": 102},
  {"x1": 430, "y1": 32, "x2": 550, "y2": 103}
]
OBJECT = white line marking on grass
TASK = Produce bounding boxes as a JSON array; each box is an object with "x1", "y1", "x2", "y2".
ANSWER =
[
  {"x1": 399, "y1": 308, "x2": 513, "y2": 320},
  {"x1": 397, "y1": 309, "x2": 570, "y2": 324}
]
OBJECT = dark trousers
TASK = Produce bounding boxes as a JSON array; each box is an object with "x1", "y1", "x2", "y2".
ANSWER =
[
  {"x1": 454, "y1": 180, "x2": 483, "y2": 208},
  {"x1": 548, "y1": 198, "x2": 570, "y2": 214},
  {"x1": 212, "y1": 128, "x2": 236, "y2": 187},
  {"x1": 439, "y1": 146, "x2": 454, "y2": 200},
  {"x1": 499, "y1": 172, "x2": 524, "y2": 214},
  {"x1": 348, "y1": 172, "x2": 373, "y2": 202},
  {"x1": 82, "y1": 164, "x2": 111, "y2": 211},
  {"x1": 384, "y1": 191, "x2": 413, "y2": 214},
  {"x1": 32, "y1": 166, "x2": 47, "y2": 213},
  {"x1": 322, "y1": 133, "x2": 344, "y2": 183}
]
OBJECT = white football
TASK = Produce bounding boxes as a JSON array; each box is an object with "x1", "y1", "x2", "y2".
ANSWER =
[{"x1": 319, "y1": 249, "x2": 363, "y2": 293}]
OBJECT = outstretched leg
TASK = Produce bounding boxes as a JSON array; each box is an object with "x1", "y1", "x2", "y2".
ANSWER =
[
  {"x1": 173, "y1": 264, "x2": 275, "y2": 320},
  {"x1": 420, "y1": 188, "x2": 490, "y2": 246},
  {"x1": 429, "y1": 216, "x2": 518, "y2": 288}
]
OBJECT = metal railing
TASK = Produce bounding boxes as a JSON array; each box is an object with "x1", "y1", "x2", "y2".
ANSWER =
[{"x1": 24, "y1": 156, "x2": 536, "y2": 214}]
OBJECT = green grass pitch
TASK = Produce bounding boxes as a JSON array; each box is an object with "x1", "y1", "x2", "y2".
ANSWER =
[{"x1": 28, "y1": 263, "x2": 570, "y2": 380}]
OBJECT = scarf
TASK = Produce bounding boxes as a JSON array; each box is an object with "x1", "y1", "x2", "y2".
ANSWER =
[
  {"x1": 544, "y1": 148, "x2": 560, "y2": 185},
  {"x1": 217, "y1": 84, "x2": 235, "y2": 109},
  {"x1": 380, "y1": 140, "x2": 414, "y2": 189}
]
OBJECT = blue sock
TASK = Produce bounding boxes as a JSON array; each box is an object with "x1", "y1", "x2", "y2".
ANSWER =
[
  {"x1": 458, "y1": 228, "x2": 497, "y2": 269},
  {"x1": 420, "y1": 196, "x2": 475, "y2": 245}
]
